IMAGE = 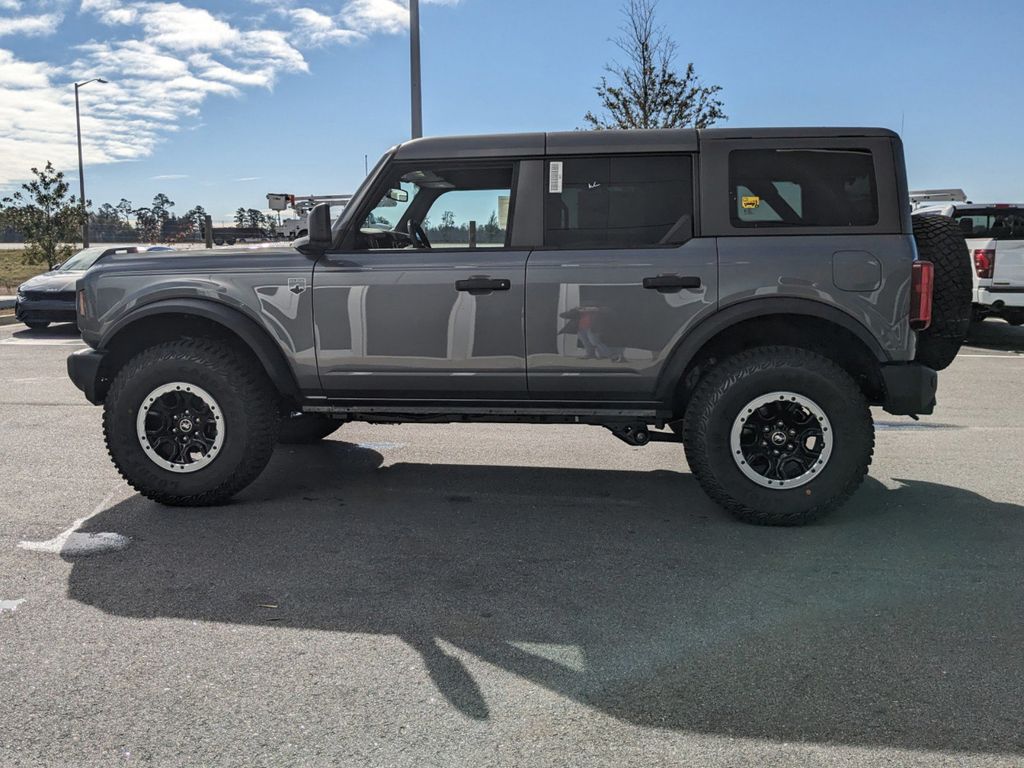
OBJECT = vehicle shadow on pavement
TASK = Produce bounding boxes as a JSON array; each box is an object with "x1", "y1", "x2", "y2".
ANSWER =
[
  {"x1": 10, "y1": 323, "x2": 80, "y2": 340},
  {"x1": 965, "y1": 319, "x2": 1024, "y2": 352},
  {"x1": 66, "y1": 442, "x2": 1024, "y2": 755}
]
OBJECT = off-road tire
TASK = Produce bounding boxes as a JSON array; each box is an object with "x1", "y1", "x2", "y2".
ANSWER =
[
  {"x1": 912, "y1": 215, "x2": 972, "y2": 370},
  {"x1": 278, "y1": 413, "x2": 342, "y2": 444},
  {"x1": 683, "y1": 346, "x2": 874, "y2": 526},
  {"x1": 103, "y1": 338, "x2": 280, "y2": 505},
  {"x1": 23, "y1": 321, "x2": 49, "y2": 330}
]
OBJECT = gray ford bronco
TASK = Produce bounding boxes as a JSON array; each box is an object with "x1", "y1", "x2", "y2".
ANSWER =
[{"x1": 67, "y1": 128, "x2": 972, "y2": 525}]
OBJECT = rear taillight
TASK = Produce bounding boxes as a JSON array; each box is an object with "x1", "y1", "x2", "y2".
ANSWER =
[
  {"x1": 973, "y1": 248, "x2": 995, "y2": 279},
  {"x1": 910, "y1": 260, "x2": 934, "y2": 331}
]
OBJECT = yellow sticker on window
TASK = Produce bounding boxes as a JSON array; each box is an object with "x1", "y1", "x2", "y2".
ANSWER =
[{"x1": 741, "y1": 195, "x2": 761, "y2": 210}]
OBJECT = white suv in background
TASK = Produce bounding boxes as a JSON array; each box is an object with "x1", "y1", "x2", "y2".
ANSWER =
[{"x1": 913, "y1": 190, "x2": 1024, "y2": 326}]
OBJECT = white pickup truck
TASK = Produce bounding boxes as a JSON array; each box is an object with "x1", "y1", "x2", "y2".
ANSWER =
[{"x1": 913, "y1": 190, "x2": 1024, "y2": 325}]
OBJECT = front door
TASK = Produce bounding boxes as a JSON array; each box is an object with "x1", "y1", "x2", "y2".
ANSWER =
[
  {"x1": 314, "y1": 160, "x2": 529, "y2": 400},
  {"x1": 526, "y1": 154, "x2": 717, "y2": 401}
]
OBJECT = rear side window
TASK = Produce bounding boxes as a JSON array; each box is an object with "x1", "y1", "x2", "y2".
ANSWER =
[
  {"x1": 954, "y1": 208, "x2": 1024, "y2": 240},
  {"x1": 729, "y1": 148, "x2": 878, "y2": 228},
  {"x1": 544, "y1": 155, "x2": 693, "y2": 248}
]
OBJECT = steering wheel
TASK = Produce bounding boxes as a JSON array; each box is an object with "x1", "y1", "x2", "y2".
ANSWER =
[{"x1": 407, "y1": 219, "x2": 432, "y2": 249}]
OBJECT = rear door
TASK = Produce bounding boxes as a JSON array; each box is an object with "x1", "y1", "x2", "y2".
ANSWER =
[{"x1": 525, "y1": 153, "x2": 717, "y2": 401}]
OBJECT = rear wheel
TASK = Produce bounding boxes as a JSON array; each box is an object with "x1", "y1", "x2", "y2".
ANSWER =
[
  {"x1": 683, "y1": 346, "x2": 874, "y2": 526},
  {"x1": 278, "y1": 412, "x2": 342, "y2": 444},
  {"x1": 23, "y1": 321, "x2": 49, "y2": 330},
  {"x1": 103, "y1": 339, "x2": 280, "y2": 505},
  {"x1": 912, "y1": 215, "x2": 972, "y2": 370}
]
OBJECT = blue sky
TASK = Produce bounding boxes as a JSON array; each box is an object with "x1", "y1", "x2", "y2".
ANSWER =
[{"x1": 3, "y1": 0, "x2": 1023, "y2": 221}]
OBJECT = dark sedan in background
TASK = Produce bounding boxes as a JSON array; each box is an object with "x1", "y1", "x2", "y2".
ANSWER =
[{"x1": 15, "y1": 246, "x2": 172, "y2": 328}]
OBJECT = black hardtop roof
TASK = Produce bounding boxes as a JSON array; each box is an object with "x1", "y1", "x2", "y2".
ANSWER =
[{"x1": 391, "y1": 127, "x2": 899, "y2": 161}]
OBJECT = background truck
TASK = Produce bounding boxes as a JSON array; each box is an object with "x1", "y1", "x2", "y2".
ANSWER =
[
  {"x1": 266, "y1": 193, "x2": 353, "y2": 240},
  {"x1": 912, "y1": 189, "x2": 1024, "y2": 325}
]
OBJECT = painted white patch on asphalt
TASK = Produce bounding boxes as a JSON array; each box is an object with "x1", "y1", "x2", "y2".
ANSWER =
[
  {"x1": 357, "y1": 441, "x2": 405, "y2": 451},
  {"x1": 18, "y1": 485, "x2": 129, "y2": 557},
  {"x1": 0, "y1": 598, "x2": 26, "y2": 614}
]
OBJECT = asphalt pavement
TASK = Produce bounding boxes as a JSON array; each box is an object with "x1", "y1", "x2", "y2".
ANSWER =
[{"x1": 1, "y1": 320, "x2": 1022, "y2": 767}]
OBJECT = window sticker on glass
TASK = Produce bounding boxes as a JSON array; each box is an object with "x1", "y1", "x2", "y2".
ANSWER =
[
  {"x1": 742, "y1": 195, "x2": 761, "y2": 209},
  {"x1": 549, "y1": 161, "x2": 563, "y2": 194}
]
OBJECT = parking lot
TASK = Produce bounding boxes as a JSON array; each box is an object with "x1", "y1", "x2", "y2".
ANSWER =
[{"x1": 1, "y1": 319, "x2": 1022, "y2": 767}]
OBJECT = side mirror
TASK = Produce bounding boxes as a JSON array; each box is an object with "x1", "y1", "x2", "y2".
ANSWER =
[{"x1": 298, "y1": 202, "x2": 332, "y2": 255}]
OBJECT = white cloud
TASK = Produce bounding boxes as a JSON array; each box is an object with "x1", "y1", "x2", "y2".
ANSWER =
[
  {"x1": 0, "y1": 12, "x2": 63, "y2": 36},
  {"x1": 288, "y1": 7, "x2": 362, "y2": 46},
  {"x1": 0, "y1": 0, "x2": 462, "y2": 186},
  {"x1": 342, "y1": 0, "x2": 407, "y2": 34},
  {"x1": 151, "y1": 173, "x2": 188, "y2": 179}
]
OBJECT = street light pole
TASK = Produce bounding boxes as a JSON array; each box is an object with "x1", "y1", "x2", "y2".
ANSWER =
[
  {"x1": 410, "y1": 0, "x2": 422, "y2": 139},
  {"x1": 74, "y1": 78, "x2": 107, "y2": 248}
]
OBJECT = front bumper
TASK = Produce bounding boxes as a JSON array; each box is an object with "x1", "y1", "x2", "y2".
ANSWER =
[
  {"x1": 15, "y1": 296, "x2": 77, "y2": 324},
  {"x1": 881, "y1": 362, "x2": 937, "y2": 416},
  {"x1": 67, "y1": 348, "x2": 107, "y2": 405}
]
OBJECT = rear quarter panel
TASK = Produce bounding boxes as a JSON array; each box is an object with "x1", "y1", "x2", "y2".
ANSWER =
[{"x1": 715, "y1": 234, "x2": 916, "y2": 360}]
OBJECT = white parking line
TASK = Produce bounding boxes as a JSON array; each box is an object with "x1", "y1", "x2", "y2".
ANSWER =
[
  {"x1": 18, "y1": 484, "x2": 130, "y2": 557},
  {"x1": 958, "y1": 353, "x2": 1023, "y2": 358},
  {"x1": 0, "y1": 337, "x2": 85, "y2": 347}
]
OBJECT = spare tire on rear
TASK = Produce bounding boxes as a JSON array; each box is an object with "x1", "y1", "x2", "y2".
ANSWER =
[{"x1": 912, "y1": 214, "x2": 972, "y2": 370}]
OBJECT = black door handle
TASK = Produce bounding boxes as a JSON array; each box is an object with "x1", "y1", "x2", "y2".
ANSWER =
[
  {"x1": 455, "y1": 277, "x2": 511, "y2": 294},
  {"x1": 642, "y1": 274, "x2": 702, "y2": 293}
]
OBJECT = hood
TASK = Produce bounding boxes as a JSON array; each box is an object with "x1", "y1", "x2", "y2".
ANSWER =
[
  {"x1": 19, "y1": 270, "x2": 81, "y2": 293},
  {"x1": 87, "y1": 245, "x2": 307, "y2": 276}
]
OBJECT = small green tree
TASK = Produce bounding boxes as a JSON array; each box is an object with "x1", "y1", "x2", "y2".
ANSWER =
[
  {"x1": 233, "y1": 207, "x2": 247, "y2": 227},
  {"x1": 584, "y1": 0, "x2": 726, "y2": 130},
  {"x1": 0, "y1": 162, "x2": 87, "y2": 269},
  {"x1": 116, "y1": 198, "x2": 134, "y2": 228},
  {"x1": 245, "y1": 208, "x2": 265, "y2": 230},
  {"x1": 133, "y1": 206, "x2": 159, "y2": 243}
]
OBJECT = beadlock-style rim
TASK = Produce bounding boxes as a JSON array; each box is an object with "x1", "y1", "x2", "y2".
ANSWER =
[
  {"x1": 729, "y1": 391, "x2": 833, "y2": 490},
  {"x1": 136, "y1": 382, "x2": 225, "y2": 473}
]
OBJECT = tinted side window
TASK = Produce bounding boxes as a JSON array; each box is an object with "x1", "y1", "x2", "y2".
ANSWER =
[
  {"x1": 544, "y1": 155, "x2": 693, "y2": 248},
  {"x1": 729, "y1": 149, "x2": 878, "y2": 228}
]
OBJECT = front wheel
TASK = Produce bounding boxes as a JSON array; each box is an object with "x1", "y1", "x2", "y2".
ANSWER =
[
  {"x1": 23, "y1": 321, "x2": 50, "y2": 330},
  {"x1": 682, "y1": 346, "x2": 874, "y2": 526},
  {"x1": 103, "y1": 339, "x2": 280, "y2": 505}
]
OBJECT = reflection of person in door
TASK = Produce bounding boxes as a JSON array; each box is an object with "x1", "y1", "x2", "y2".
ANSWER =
[{"x1": 558, "y1": 306, "x2": 624, "y2": 362}]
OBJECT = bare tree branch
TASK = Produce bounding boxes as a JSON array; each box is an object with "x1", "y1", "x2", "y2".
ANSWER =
[{"x1": 584, "y1": 0, "x2": 726, "y2": 130}]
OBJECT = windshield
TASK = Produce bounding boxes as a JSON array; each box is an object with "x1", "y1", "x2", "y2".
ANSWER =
[
  {"x1": 58, "y1": 246, "x2": 113, "y2": 271},
  {"x1": 954, "y1": 207, "x2": 1024, "y2": 240},
  {"x1": 334, "y1": 152, "x2": 392, "y2": 234}
]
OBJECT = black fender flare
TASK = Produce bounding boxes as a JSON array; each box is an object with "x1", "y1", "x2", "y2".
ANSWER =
[
  {"x1": 654, "y1": 297, "x2": 889, "y2": 401},
  {"x1": 101, "y1": 298, "x2": 301, "y2": 401}
]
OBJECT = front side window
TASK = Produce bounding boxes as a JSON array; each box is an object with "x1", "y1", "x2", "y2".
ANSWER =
[
  {"x1": 544, "y1": 155, "x2": 693, "y2": 249},
  {"x1": 355, "y1": 163, "x2": 513, "y2": 250},
  {"x1": 729, "y1": 148, "x2": 878, "y2": 228}
]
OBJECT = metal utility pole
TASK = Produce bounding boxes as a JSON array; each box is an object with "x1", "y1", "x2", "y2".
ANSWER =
[
  {"x1": 410, "y1": 0, "x2": 422, "y2": 139},
  {"x1": 74, "y1": 78, "x2": 107, "y2": 248}
]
